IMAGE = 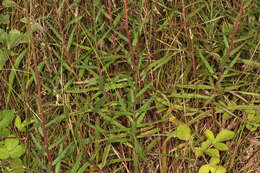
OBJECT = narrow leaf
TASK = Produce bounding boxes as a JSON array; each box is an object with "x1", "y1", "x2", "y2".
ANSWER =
[{"x1": 98, "y1": 143, "x2": 111, "y2": 169}]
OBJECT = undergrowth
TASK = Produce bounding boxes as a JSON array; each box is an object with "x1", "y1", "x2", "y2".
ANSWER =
[{"x1": 0, "y1": 0, "x2": 259, "y2": 172}]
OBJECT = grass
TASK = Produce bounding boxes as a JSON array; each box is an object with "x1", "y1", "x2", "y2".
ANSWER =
[{"x1": 0, "y1": 0, "x2": 259, "y2": 172}]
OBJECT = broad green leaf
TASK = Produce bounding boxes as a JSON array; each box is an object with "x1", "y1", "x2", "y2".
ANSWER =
[
  {"x1": 250, "y1": 114, "x2": 260, "y2": 123},
  {"x1": 246, "y1": 123, "x2": 257, "y2": 131},
  {"x1": 204, "y1": 148, "x2": 219, "y2": 158},
  {"x1": 215, "y1": 130, "x2": 235, "y2": 142},
  {"x1": 201, "y1": 140, "x2": 211, "y2": 150},
  {"x1": 223, "y1": 112, "x2": 232, "y2": 119},
  {"x1": 9, "y1": 145, "x2": 26, "y2": 158},
  {"x1": 0, "y1": 48, "x2": 9, "y2": 70},
  {"x1": 0, "y1": 29, "x2": 7, "y2": 42},
  {"x1": 0, "y1": 14, "x2": 10, "y2": 24},
  {"x1": 0, "y1": 127, "x2": 10, "y2": 137},
  {"x1": 2, "y1": 0, "x2": 18, "y2": 7},
  {"x1": 195, "y1": 147, "x2": 203, "y2": 157},
  {"x1": 204, "y1": 130, "x2": 215, "y2": 142},
  {"x1": 10, "y1": 158, "x2": 24, "y2": 173},
  {"x1": 21, "y1": 119, "x2": 34, "y2": 129},
  {"x1": 0, "y1": 110, "x2": 14, "y2": 128},
  {"x1": 15, "y1": 116, "x2": 26, "y2": 132},
  {"x1": 20, "y1": 18, "x2": 41, "y2": 32},
  {"x1": 210, "y1": 165, "x2": 226, "y2": 173},
  {"x1": 209, "y1": 157, "x2": 220, "y2": 165},
  {"x1": 5, "y1": 137, "x2": 19, "y2": 151},
  {"x1": 0, "y1": 147, "x2": 9, "y2": 159},
  {"x1": 245, "y1": 109, "x2": 255, "y2": 118},
  {"x1": 7, "y1": 29, "x2": 21, "y2": 50},
  {"x1": 176, "y1": 124, "x2": 191, "y2": 141},
  {"x1": 199, "y1": 164, "x2": 210, "y2": 173},
  {"x1": 214, "y1": 142, "x2": 228, "y2": 151}
]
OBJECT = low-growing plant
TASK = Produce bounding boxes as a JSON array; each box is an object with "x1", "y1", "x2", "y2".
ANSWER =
[
  {"x1": 195, "y1": 129, "x2": 235, "y2": 173},
  {"x1": 0, "y1": 110, "x2": 32, "y2": 173}
]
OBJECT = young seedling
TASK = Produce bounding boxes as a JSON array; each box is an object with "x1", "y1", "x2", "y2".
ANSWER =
[{"x1": 195, "y1": 129, "x2": 235, "y2": 173}]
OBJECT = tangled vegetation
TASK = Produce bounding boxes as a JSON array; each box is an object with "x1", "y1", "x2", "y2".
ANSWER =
[{"x1": 0, "y1": 0, "x2": 259, "y2": 172}]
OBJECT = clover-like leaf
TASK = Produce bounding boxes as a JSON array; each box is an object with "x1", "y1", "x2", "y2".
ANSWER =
[
  {"x1": 210, "y1": 165, "x2": 226, "y2": 173},
  {"x1": 0, "y1": 110, "x2": 14, "y2": 129},
  {"x1": 15, "y1": 116, "x2": 26, "y2": 132},
  {"x1": 245, "y1": 108, "x2": 255, "y2": 117},
  {"x1": 176, "y1": 124, "x2": 191, "y2": 141},
  {"x1": 195, "y1": 147, "x2": 203, "y2": 157},
  {"x1": 204, "y1": 130, "x2": 215, "y2": 142},
  {"x1": 215, "y1": 130, "x2": 235, "y2": 143},
  {"x1": 0, "y1": 127, "x2": 10, "y2": 137},
  {"x1": 201, "y1": 140, "x2": 211, "y2": 150},
  {"x1": 214, "y1": 142, "x2": 228, "y2": 151},
  {"x1": 7, "y1": 29, "x2": 21, "y2": 50},
  {"x1": 0, "y1": 14, "x2": 10, "y2": 24},
  {"x1": 0, "y1": 147, "x2": 9, "y2": 159},
  {"x1": 0, "y1": 29, "x2": 8, "y2": 43},
  {"x1": 209, "y1": 157, "x2": 220, "y2": 165},
  {"x1": 2, "y1": 0, "x2": 18, "y2": 8},
  {"x1": 249, "y1": 114, "x2": 260, "y2": 123},
  {"x1": 205, "y1": 148, "x2": 219, "y2": 158},
  {"x1": 246, "y1": 123, "x2": 257, "y2": 131},
  {"x1": 0, "y1": 48, "x2": 9, "y2": 70},
  {"x1": 5, "y1": 136, "x2": 19, "y2": 151},
  {"x1": 9, "y1": 145, "x2": 25, "y2": 159},
  {"x1": 223, "y1": 112, "x2": 232, "y2": 119},
  {"x1": 199, "y1": 164, "x2": 210, "y2": 173},
  {"x1": 10, "y1": 158, "x2": 24, "y2": 173}
]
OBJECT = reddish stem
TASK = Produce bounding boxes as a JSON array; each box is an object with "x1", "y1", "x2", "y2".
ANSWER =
[
  {"x1": 212, "y1": 0, "x2": 245, "y2": 129},
  {"x1": 25, "y1": 0, "x2": 53, "y2": 171},
  {"x1": 214, "y1": 0, "x2": 245, "y2": 94}
]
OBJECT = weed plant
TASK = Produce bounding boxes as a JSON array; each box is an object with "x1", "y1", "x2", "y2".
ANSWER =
[{"x1": 0, "y1": 0, "x2": 259, "y2": 172}]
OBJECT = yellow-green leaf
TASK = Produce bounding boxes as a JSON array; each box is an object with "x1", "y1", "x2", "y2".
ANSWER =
[{"x1": 176, "y1": 124, "x2": 191, "y2": 141}]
